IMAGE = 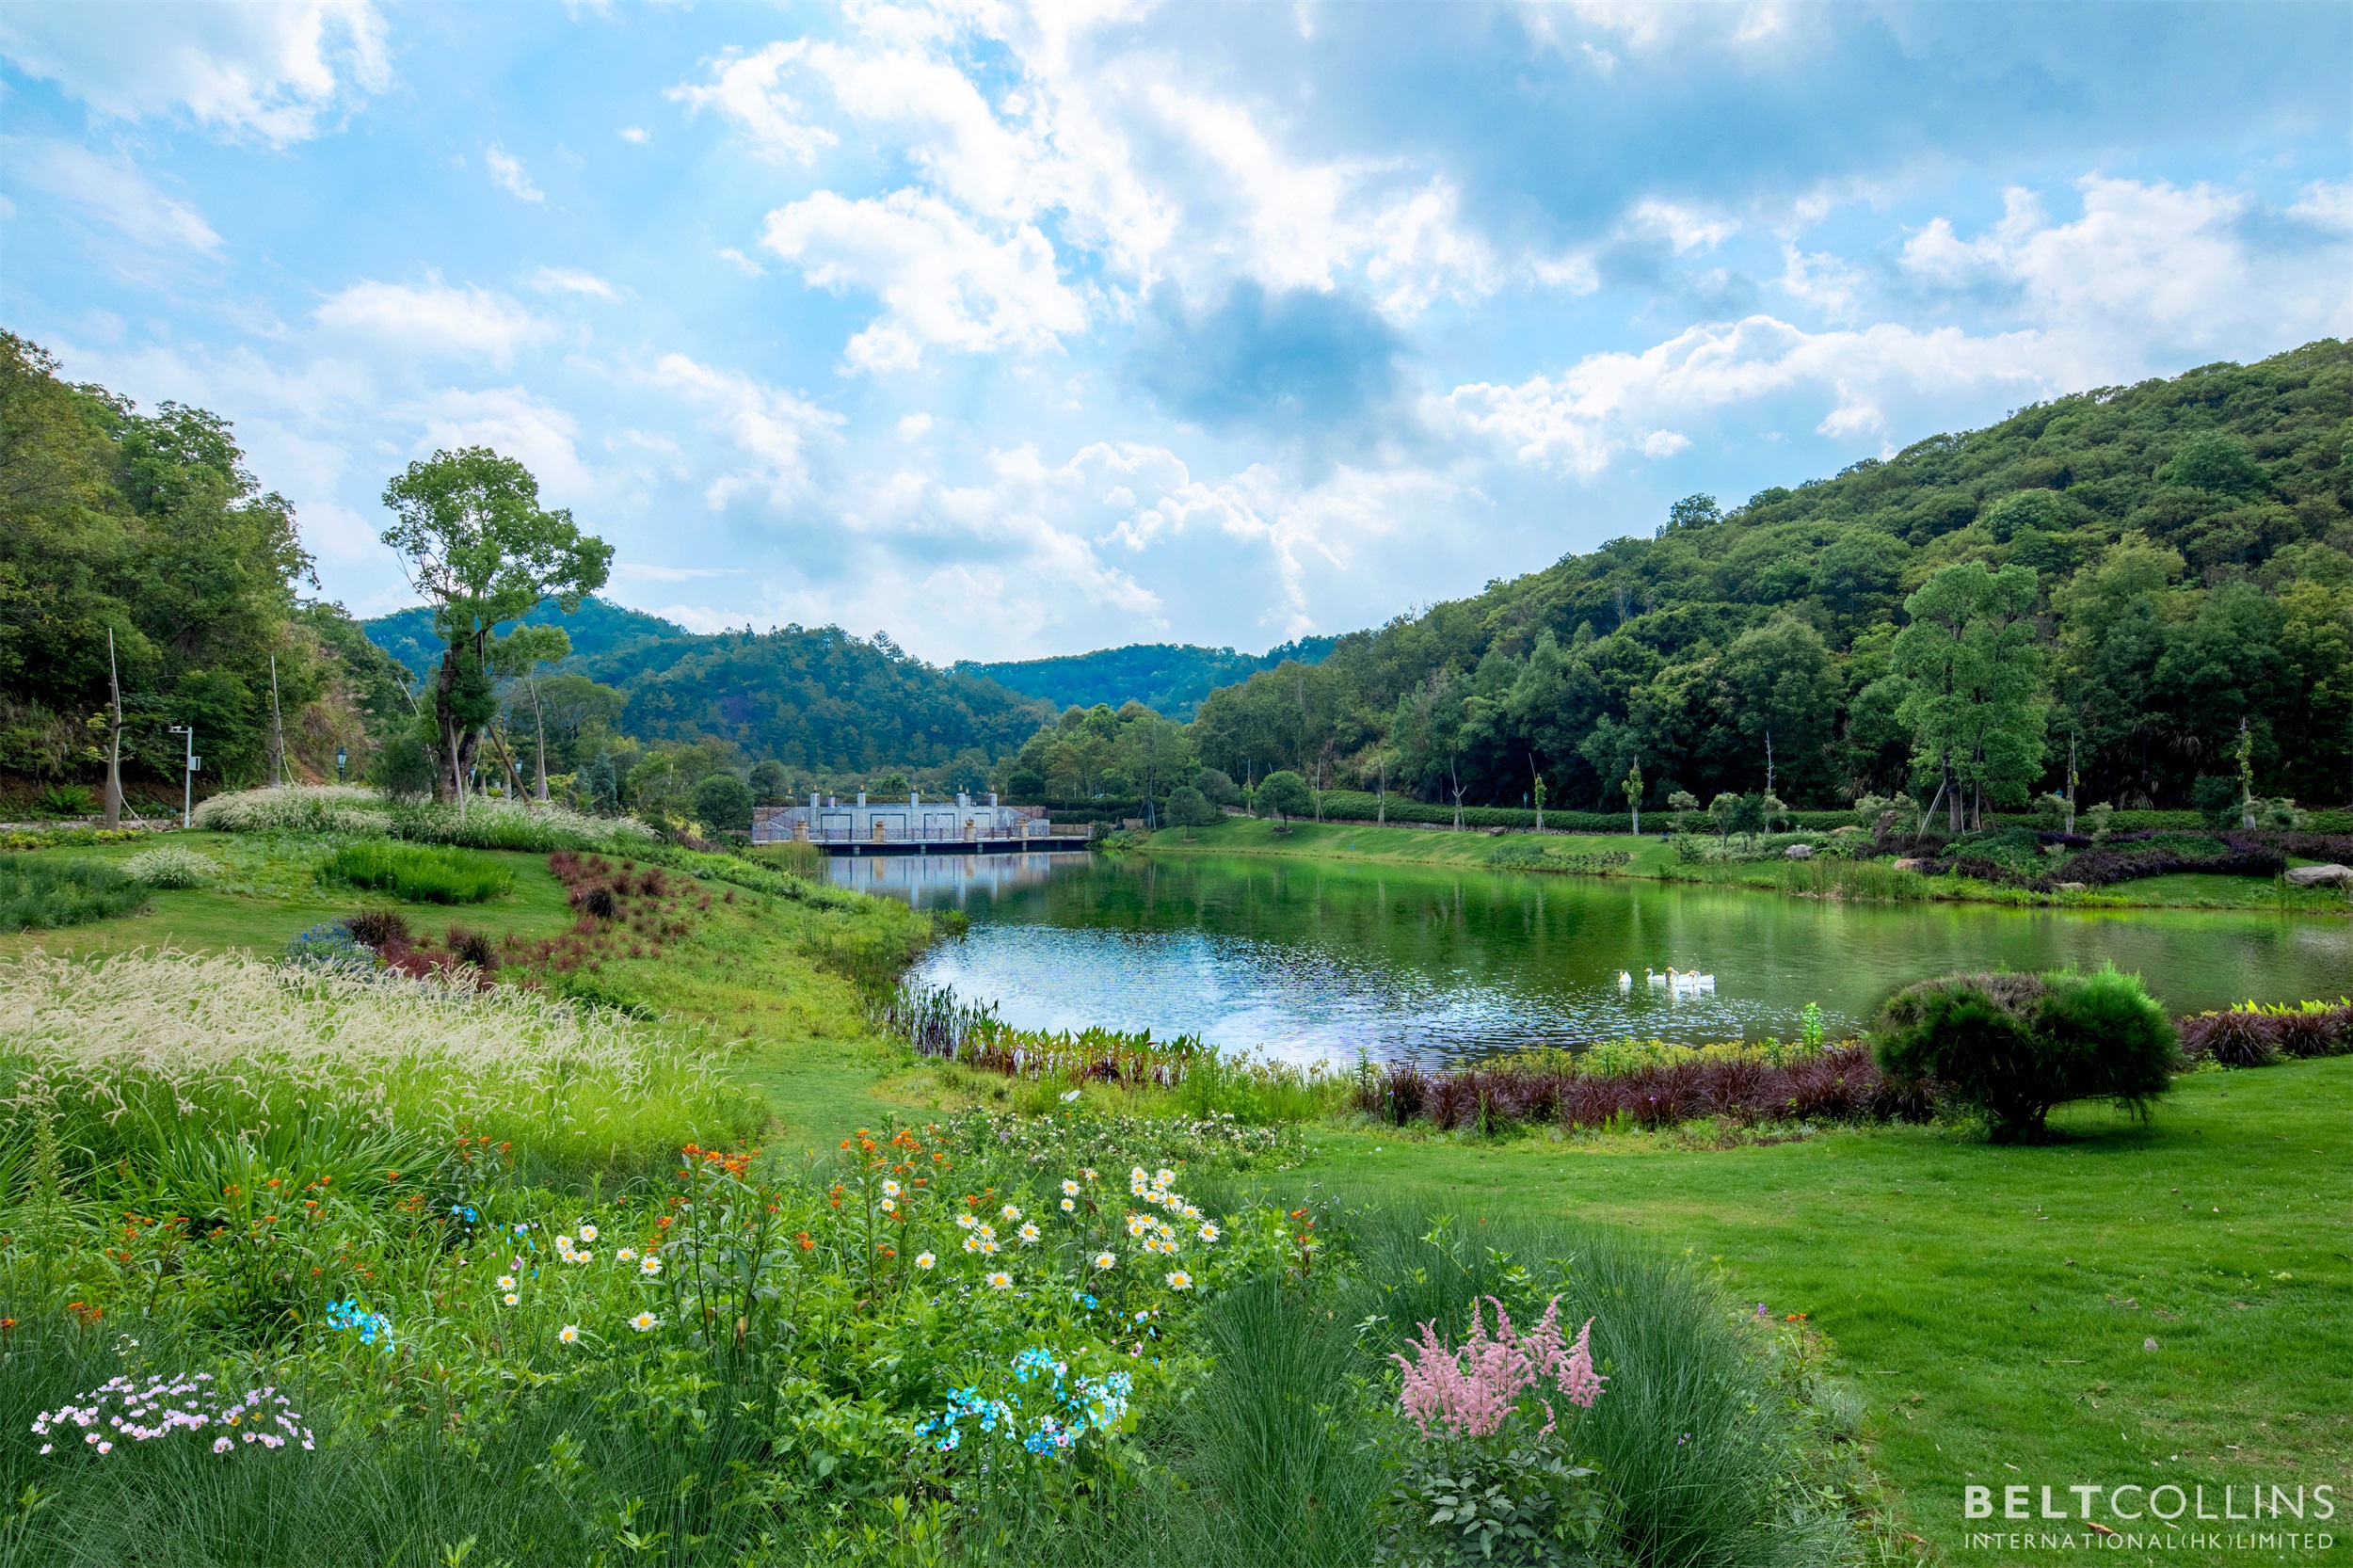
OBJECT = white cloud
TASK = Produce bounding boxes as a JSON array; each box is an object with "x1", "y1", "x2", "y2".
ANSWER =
[
  {"x1": 0, "y1": 0, "x2": 390, "y2": 145},
  {"x1": 617, "y1": 125, "x2": 649, "y2": 144},
  {"x1": 616, "y1": 562, "x2": 739, "y2": 583},
  {"x1": 760, "y1": 189, "x2": 1086, "y2": 371},
  {"x1": 1639, "y1": 429, "x2": 1691, "y2": 458},
  {"x1": 6, "y1": 138, "x2": 223, "y2": 254},
  {"x1": 2288, "y1": 180, "x2": 2353, "y2": 232},
  {"x1": 531, "y1": 265, "x2": 618, "y2": 299},
  {"x1": 895, "y1": 411, "x2": 934, "y2": 440},
  {"x1": 1628, "y1": 198, "x2": 1738, "y2": 254},
  {"x1": 669, "y1": 40, "x2": 837, "y2": 164},
  {"x1": 1900, "y1": 175, "x2": 2353, "y2": 354},
  {"x1": 1775, "y1": 243, "x2": 1867, "y2": 322},
  {"x1": 1449, "y1": 314, "x2": 2052, "y2": 474},
  {"x1": 412, "y1": 385, "x2": 590, "y2": 496},
  {"x1": 313, "y1": 277, "x2": 552, "y2": 366},
  {"x1": 485, "y1": 143, "x2": 545, "y2": 202},
  {"x1": 716, "y1": 247, "x2": 765, "y2": 276},
  {"x1": 647, "y1": 351, "x2": 842, "y2": 508}
]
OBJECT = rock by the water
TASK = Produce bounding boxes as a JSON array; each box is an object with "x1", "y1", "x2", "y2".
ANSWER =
[
  {"x1": 1784, "y1": 843, "x2": 1815, "y2": 859},
  {"x1": 1893, "y1": 857, "x2": 1929, "y2": 872},
  {"x1": 2284, "y1": 863, "x2": 2353, "y2": 887}
]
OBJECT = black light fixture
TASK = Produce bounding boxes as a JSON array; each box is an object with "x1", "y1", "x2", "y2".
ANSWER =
[{"x1": 336, "y1": 746, "x2": 346, "y2": 782}]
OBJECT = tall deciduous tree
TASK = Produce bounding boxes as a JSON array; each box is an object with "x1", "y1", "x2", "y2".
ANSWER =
[
  {"x1": 1890, "y1": 562, "x2": 2045, "y2": 832},
  {"x1": 379, "y1": 448, "x2": 611, "y2": 804}
]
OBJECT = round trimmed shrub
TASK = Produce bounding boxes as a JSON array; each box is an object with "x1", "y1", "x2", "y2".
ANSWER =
[
  {"x1": 1164, "y1": 785, "x2": 1219, "y2": 828},
  {"x1": 1874, "y1": 967, "x2": 2179, "y2": 1139}
]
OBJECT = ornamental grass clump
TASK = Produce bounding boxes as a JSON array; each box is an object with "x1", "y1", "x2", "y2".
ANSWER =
[
  {"x1": 121, "y1": 842, "x2": 217, "y2": 888},
  {"x1": 319, "y1": 840, "x2": 514, "y2": 904},
  {"x1": 191, "y1": 785, "x2": 392, "y2": 837},
  {"x1": 1873, "y1": 966, "x2": 2179, "y2": 1140},
  {"x1": 0, "y1": 949, "x2": 763, "y2": 1189}
]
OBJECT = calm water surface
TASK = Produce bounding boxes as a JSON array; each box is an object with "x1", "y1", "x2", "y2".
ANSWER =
[{"x1": 837, "y1": 851, "x2": 2353, "y2": 1067}]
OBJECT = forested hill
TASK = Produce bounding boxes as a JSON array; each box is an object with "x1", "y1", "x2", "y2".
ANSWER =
[
  {"x1": 362, "y1": 600, "x2": 1050, "y2": 777},
  {"x1": 363, "y1": 597, "x2": 689, "y2": 687},
  {"x1": 959, "y1": 636, "x2": 1339, "y2": 718},
  {"x1": 1189, "y1": 339, "x2": 2353, "y2": 815}
]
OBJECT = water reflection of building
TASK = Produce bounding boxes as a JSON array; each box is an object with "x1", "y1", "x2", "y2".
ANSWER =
[{"x1": 830, "y1": 851, "x2": 1091, "y2": 908}]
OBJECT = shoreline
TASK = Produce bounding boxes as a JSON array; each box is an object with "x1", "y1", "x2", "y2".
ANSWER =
[{"x1": 1136, "y1": 818, "x2": 2353, "y2": 917}]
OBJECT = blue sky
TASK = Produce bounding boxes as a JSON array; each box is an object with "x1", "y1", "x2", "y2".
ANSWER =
[{"x1": 4, "y1": 2, "x2": 2347, "y2": 662}]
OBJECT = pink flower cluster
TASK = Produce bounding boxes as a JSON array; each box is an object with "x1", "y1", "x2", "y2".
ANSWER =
[
  {"x1": 1394, "y1": 1296, "x2": 1606, "y2": 1439},
  {"x1": 31, "y1": 1373, "x2": 313, "y2": 1456}
]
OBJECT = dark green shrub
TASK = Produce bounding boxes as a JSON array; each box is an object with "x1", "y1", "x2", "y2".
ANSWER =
[
  {"x1": 0, "y1": 857, "x2": 150, "y2": 930},
  {"x1": 2191, "y1": 775, "x2": 2243, "y2": 828},
  {"x1": 320, "y1": 841, "x2": 514, "y2": 904},
  {"x1": 1194, "y1": 767, "x2": 1241, "y2": 807},
  {"x1": 692, "y1": 772, "x2": 755, "y2": 835},
  {"x1": 1874, "y1": 968, "x2": 2178, "y2": 1139}
]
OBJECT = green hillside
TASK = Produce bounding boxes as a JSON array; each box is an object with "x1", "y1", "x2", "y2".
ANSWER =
[
  {"x1": 959, "y1": 635, "x2": 1339, "y2": 718},
  {"x1": 1188, "y1": 340, "x2": 2353, "y2": 816}
]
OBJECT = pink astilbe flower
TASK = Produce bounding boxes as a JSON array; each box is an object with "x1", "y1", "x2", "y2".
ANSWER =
[{"x1": 1393, "y1": 1296, "x2": 1606, "y2": 1439}]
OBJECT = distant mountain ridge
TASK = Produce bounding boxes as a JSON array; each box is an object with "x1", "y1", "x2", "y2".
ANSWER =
[
  {"x1": 958, "y1": 636, "x2": 1340, "y2": 717},
  {"x1": 360, "y1": 599, "x2": 1049, "y2": 774}
]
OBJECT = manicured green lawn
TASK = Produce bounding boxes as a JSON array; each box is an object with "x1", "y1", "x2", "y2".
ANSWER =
[{"x1": 1313, "y1": 1064, "x2": 2353, "y2": 1562}]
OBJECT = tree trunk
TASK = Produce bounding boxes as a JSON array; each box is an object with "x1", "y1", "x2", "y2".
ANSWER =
[
  {"x1": 104, "y1": 629, "x2": 124, "y2": 829},
  {"x1": 530, "y1": 679, "x2": 550, "y2": 801},
  {"x1": 1449, "y1": 758, "x2": 1463, "y2": 830}
]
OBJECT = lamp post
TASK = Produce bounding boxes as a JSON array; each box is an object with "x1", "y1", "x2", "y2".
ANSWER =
[
  {"x1": 167, "y1": 725, "x2": 198, "y2": 828},
  {"x1": 336, "y1": 746, "x2": 346, "y2": 784}
]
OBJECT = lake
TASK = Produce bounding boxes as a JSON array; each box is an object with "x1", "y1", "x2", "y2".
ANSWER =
[{"x1": 837, "y1": 851, "x2": 2353, "y2": 1067}]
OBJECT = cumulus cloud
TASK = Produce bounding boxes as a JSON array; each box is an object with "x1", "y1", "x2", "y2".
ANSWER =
[
  {"x1": 1465, "y1": 173, "x2": 2353, "y2": 478},
  {"x1": 668, "y1": 40, "x2": 836, "y2": 163},
  {"x1": 647, "y1": 351, "x2": 842, "y2": 508},
  {"x1": 412, "y1": 385, "x2": 590, "y2": 496},
  {"x1": 1449, "y1": 314, "x2": 2051, "y2": 472},
  {"x1": 484, "y1": 143, "x2": 544, "y2": 202},
  {"x1": 6, "y1": 139, "x2": 223, "y2": 254},
  {"x1": 313, "y1": 278, "x2": 553, "y2": 366},
  {"x1": 1898, "y1": 175, "x2": 2350, "y2": 352},
  {"x1": 760, "y1": 189, "x2": 1086, "y2": 371},
  {"x1": 0, "y1": 0, "x2": 390, "y2": 145}
]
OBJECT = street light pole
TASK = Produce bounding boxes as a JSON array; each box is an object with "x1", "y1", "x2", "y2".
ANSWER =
[
  {"x1": 168, "y1": 725, "x2": 198, "y2": 828},
  {"x1": 337, "y1": 747, "x2": 347, "y2": 784}
]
